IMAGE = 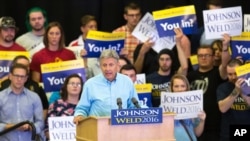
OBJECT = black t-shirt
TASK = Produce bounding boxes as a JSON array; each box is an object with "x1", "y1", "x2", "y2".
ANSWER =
[
  {"x1": 146, "y1": 71, "x2": 172, "y2": 107},
  {"x1": 187, "y1": 67, "x2": 225, "y2": 133},
  {"x1": 217, "y1": 82, "x2": 250, "y2": 140}
]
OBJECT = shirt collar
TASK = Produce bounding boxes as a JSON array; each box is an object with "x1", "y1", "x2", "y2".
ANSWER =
[
  {"x1": 100, "y1": 73, "x2": 118, "y2": 83},
  {"x1": 6, "y1": 86, "x2": 27, "y2": 96}
]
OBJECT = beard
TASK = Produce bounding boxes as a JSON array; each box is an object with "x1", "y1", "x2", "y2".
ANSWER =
[
  {"x1": 4, "y1": 35, "x2": 14, "y2": 43},
  {"x1": 160, "y1": 66, "x2": 170, "y2": 72},
  {"x1": 32, "y1": 25, "x2": 44, "y2": 32}
]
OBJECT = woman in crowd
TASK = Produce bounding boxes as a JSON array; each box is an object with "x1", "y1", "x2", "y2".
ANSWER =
[
  {"x1": 211, "y1": 40, "x2": 222, "y2": 67},
  {"x1": 44, "y1": 74, "x2": 83, "y2": 139},
  {"x1": 170, "y1": 74, "x2": 206, "y2": 141},
  {"x1": 30, "y1": 21, "x2": 76, "y2": 82}
]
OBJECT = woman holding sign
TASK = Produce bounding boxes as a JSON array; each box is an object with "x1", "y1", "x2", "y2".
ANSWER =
[
  {"x1": 30, "y1": 21, "x2": 76, "y2": 83},
  {"x1": 170, "y1": 74, "x2": 206, "y2": 141},
  {"x1": 44, "y1": 74, "x2": 83, "y2": 140}
]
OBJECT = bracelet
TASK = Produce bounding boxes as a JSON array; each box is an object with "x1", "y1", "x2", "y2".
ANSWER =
[{"x1": 231, "y1": 88, "x2": 239, "y2": 96}]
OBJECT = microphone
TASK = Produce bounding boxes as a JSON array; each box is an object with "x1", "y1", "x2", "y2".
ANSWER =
[
  {"x1": 132, "y1": 97, "x2": 141, "y2": 108},
  {"x1": 117, "y1": 98, "x2": 123, "y2": 109}
]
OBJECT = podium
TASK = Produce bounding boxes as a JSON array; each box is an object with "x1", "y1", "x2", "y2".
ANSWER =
[{"x1": 76, "y1": 113, "x2": 175, "y2": 141}]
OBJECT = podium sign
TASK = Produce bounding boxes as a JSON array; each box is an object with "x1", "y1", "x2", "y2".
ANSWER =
[{"x1": 111, "y1": 108, "x2": 162, "y2": 125}]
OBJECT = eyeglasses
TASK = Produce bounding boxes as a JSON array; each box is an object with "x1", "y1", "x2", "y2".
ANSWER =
[
  {"x1": 68, "y1": 82, "x2": 82, "y2": 87},
  {"x1": 126, "y1": 13, "x2": 141, "y2": 18},
  {"x1": 197, "y1": 54, "x2": 213, "y2": 58},
  {"x1": 12, "y1": 74, "x2": 27, "y2": 79}
]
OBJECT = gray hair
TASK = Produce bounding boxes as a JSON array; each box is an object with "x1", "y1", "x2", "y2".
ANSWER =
[{"x1": 99, "y1": 49, "x2": 119, "y2": 61}]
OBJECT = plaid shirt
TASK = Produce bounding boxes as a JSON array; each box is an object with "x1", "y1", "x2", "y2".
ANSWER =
[{"x1": 113, "y1": 25, "x2": 140, "y2": 63}]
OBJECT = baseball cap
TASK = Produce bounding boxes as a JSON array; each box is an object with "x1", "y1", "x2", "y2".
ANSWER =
[{"x1": 0, "y1": 16, "x2": 17, "y2": 28}]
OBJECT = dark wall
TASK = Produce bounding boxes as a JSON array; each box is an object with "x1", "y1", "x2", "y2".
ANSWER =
[{"x1": 0, "y1": 0, "x2": 248, "y2": 45}]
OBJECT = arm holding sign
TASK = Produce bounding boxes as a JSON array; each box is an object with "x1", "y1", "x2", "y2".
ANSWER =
[
  {"x1": 218, "y1": 82, "x2": 241, "y2": 113},
  {"x1": 217, "y1": 59, "x2": 243, "y2": 113},
  {"x1": 174, "y1": 28, "x2": 188, "y2": 76},
  {"x1": 133, "y1": 39, "x2": 154, "y2": 73},
  {"x1": 219, "y1": 34, "x2": 231, "y2": 80},
  {"x1": 194, "y1": 111, "x2": 206, "y2": 137}
]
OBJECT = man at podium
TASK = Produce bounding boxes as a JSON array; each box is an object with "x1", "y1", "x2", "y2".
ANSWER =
[{"x1": 73, "y1": 49, "x2": 139, "y2": 124}]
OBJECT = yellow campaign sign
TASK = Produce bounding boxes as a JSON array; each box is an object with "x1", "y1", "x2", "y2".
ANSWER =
[
  {"x1": 153, "y1": 5, "x2": 195, "y2": 20},
  {"x1": 235, "y1": 63, "x2": 250, "y2": 76},
  {"x1": 0, "y1": 51, "x2": 30, "y2": 60},
  {"x1": 190, "y1": 55, "x2": 198, "y2": 66},
  {"x1": 231, "y1": 32, "x2": 250, "y2": 41},
  {"x1": 41, "y1": 59, "x2": 84, "y2": 73},
  {"x1": 135, "y1": 83, "x2": 152, "y2": 93},
  {"x1": 86, "y1": 30, "x2": 125, "y2": 41}
]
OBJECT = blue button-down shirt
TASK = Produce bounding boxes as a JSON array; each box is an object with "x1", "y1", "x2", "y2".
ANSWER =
[
  {"x1": 74, "y1": 73, "x2": 139, "y2": 117},
  {"x1": 0, "y1": 87, "x2": 44, "y2": 141}
]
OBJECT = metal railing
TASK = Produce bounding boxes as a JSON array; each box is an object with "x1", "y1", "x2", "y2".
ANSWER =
[{"x1": 0, "y1": 120, "x2": 36, "y2": 141}]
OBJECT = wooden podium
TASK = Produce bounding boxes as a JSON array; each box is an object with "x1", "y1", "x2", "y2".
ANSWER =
[{"x1": 76, "y1": 113, "x2": 175, "y2": 141}]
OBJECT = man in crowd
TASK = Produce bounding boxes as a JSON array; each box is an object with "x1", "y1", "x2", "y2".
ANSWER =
[
  {"x1": 146, "y1": 28, "x2": 188, "y2": 107},
  {"x1": 0, "y1": 55, "x2": 49, "y2": 120},
  {"x1": 187, "y1": 34, "x2": 231, "y2": 141},
  {"x1": 15, "y1": 7, "x2": 47, "y2": 57},
  {"x1": 217, "y1": 59, "x2": 250, "y2": 141},
  {"x1": 0, "y1": 64, "x2": 44, "y2": 141},
  {"x1": 120, "y1": 64, "x2": 137, "y2": 83},
  {"x1": 113, "y1": 2, "x2": 141, "y2": 63},
  {"x1": 0, "y1": 16, "x2": 26, "y2": 51}
]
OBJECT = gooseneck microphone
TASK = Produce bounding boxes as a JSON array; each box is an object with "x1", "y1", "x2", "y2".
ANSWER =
[
  {"x1": 132, "y1": 97, "x2": 141, "y2": 108},
  {"x1": 117, "y1": 98, "x2": 123, "y2": 109}
]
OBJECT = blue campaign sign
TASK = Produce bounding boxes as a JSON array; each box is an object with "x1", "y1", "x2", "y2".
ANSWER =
[
  {"x1": 138, "y1": 93, "x2": 152, "y2": 108},
  {"x1": 85, "y1": 39, "x2": 124, "y2": 58},
  {"x1": 231, "y1": 40, "x2": 250, "y2": 62},
  {"x1": 0, "y1": 60, "x2": 11, "y2": 79},
  {"x1": 111, "y1": 107, "x2": 162, "y2": 125},
  {"x1": 155, "y1": 15, "x2": 197, "y2": 37},
  {"x1": 238, "y1": 73, "x2": 250, "y2": 96},
  {"x1": 42, "y1": 68, "x2": 85, "y2": 92}
]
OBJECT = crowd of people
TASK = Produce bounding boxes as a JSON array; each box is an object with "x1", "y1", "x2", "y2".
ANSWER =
[{"x1": 0, "y1": 0, "x2": 250, "y2": 141}]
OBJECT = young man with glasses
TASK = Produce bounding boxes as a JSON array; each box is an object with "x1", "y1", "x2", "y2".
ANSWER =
[
  {"x1": 0, "y1": 55, "x2": 49, "y2": 120},
  {"x1": 187, "y1": 34, "x2": 231, "y2": 141},
  {"x1": 0, "y1": 64, "x2": 44, "y2": 141},
  {"x1": 112, "y1": 2, "x2": 142, "y2": 64}
]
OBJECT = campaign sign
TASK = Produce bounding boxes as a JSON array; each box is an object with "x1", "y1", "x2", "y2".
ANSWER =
[
  {"x1": 203, "y1": 6, "x2": 242, "y2": 40},
  {"x1": 0, "y1": 51, "x2": 30, "y2": 82},
  {"x1": 135, "y1": 83, "x2": 152, "y2": 108},
  {"x1": 231, "y1": 32, "x2": 250, "y2": 62},
  {"x1": 244, "y1": 14, "x2": 250, "y2": 32},
  {"x1": 153, "y1": 5, "x2": 197, "y2": 37},
  {"x1": 111, "y1": 107, "x2": 162, "y2": 125},
  {"x1": 41, "y1": 59, "x2": 86, "y2": 92},
  {"x1": 85, "y1": 30, "x2": 125, "y2": 57},
  {"x1": 235, "y1": 63, "x2": 250, "y2": 96},
  {"x1": 134, "y1": 73, "x2": 146, "y2": 84},
  {"x1": 132, "y1": 12, "x2": 175, "y2": 52},
  {"x1": 49, "y1": 116, "x2": 76, "y2": 141},
  {"x1": 190, "y1": 55, "x2": 199, "y2": 70},
  {"x1": 67, "y1": 46, "x2": 83, "y2": 60},
  {"x1": 161, "y1": 90, "x2": 203, "y2": 120}
]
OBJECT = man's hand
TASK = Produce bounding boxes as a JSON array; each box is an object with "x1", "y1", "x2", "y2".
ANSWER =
[
  {"x1": 17, "y1": 124, "x2": 31, "y2": 131},
  {"x1": 174, "y1": 28, "x2": 184, "y2": 43},
  {"x1": 73, "y1": 115, "x2": 85, "y2": 125},
  {"x1": 139, "y1": 39, "x2": 154, "y2": 55}
]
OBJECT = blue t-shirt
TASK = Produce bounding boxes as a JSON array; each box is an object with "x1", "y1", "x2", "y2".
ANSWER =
[{"x1": 146, "y1": 72, "x2": 172, "y2": 107}]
